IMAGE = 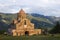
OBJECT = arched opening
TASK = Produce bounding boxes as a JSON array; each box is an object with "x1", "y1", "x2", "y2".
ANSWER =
[
  {"x1": 24, "y1": 20, "x2": 26, "y2": 25},
  {"x1": 25, "y1": 31, "x2": 29, "y2": 35}
]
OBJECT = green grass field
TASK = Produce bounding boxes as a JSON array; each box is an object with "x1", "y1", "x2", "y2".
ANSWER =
[{"x1": 0, "y1": 34, "x2": 60, "y2": 40}]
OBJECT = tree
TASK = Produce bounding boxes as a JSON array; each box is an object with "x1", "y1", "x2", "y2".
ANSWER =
[
  {"x1": 50, "y1": 21, "x2": 60, "y2": 34},
  {"x1": 0, "y1": 30, "x2": 6, "y2": 34},
  {"x1": 42, "y1": 28, "x2": 48, "y2": 35}
]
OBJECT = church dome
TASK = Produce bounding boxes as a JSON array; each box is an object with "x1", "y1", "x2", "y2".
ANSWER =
[{"x1": 19, "y1": 9, "x2": 25, "y2": 14}]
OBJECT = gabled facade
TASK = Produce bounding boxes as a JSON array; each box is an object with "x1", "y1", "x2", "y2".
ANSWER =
[{"x1": 8, "y1": 9, "x2": 42, "y2": 36}]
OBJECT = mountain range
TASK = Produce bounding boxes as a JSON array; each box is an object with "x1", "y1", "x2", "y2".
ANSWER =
[{"x1": 0, "y1": 13, "x2": 60, "y2": 31}]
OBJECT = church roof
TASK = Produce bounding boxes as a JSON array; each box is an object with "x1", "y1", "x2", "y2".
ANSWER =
[{"x1": 19, "y1": 9, "x2": 25, "y2": 14}]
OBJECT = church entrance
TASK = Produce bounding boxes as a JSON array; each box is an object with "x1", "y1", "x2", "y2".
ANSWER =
[{"x1": 25, "y1": 31, "x2": 29, "y2": 35}]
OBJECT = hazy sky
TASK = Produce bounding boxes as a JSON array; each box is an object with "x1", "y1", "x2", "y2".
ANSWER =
[{"x1": 0, "y1": 0, "x2": 60, "y2": 17}]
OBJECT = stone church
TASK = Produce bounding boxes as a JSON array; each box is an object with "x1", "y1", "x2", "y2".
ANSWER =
[{"x1": 8, "y1": 9, "x2": 42, "y2": 36}]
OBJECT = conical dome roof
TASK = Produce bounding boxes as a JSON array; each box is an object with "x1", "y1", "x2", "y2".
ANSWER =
[
  {"x1": 17, "y1": 9, "x2": 26, "y2": 19},
  {"x1": 19, "y1": 9, "x2": 25, "y2": 14}
]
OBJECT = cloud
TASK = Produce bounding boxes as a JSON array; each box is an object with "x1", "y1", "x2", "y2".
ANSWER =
[
  {"x1": 0, "y1": 4, "x2": 5, "y2": 7},
  {"x1": 0, "y1": 0, "x2": 60, "y2": 16},
  {"x1": 12, "y1": 0, "x2": 16, "y2": 3}
]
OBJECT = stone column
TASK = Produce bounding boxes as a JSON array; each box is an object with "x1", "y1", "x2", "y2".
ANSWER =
[
  {"x1": 12, "y1": 30, "x2": 17, "y2": 36},
  {"x1": 17, "y1": 32, "x2": 20, "y2": 36},
  {"x1": 13, "y1": 32, "x2": 17, "y2": 36}
]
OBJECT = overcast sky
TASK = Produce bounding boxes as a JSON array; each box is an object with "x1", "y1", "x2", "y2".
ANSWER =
[{"x1": 0, "y1": 0, "x2": 60, "y2": 17}]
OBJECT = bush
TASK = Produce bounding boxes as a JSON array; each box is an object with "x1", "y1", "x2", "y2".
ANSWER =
[{"x1": 0, "y1": 30, "x2": 6, "y2": 34}]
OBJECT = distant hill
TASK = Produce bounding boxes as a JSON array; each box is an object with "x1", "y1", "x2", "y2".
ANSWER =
[
  {"x1": 0, "y1": 13, "x2": 60, "y2": 30},
  {"x1": 31, "y1": 13, "x2": 60, "y2": 23}
]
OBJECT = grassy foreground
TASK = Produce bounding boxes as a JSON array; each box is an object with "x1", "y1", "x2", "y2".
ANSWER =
[{"x1": 0, "y1": 35, "x2": 60, "y2": 40}]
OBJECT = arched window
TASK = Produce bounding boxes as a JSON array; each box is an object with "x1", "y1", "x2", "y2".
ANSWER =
[
  {"x1": 24, "y1": 20, "x2": 26, "y2": 25},
  {"x1": 18, "y1": 20, "x2": 20, "y2": 22}
]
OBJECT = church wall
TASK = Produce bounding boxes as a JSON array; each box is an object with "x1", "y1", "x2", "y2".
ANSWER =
[{"x1": 8, "y1": 9, "x2": 42, "y2": 36}]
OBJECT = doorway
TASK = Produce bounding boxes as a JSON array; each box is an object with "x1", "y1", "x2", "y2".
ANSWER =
[{"x1": 25, "y1": 31, "x2": 29, "y2": 35}]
